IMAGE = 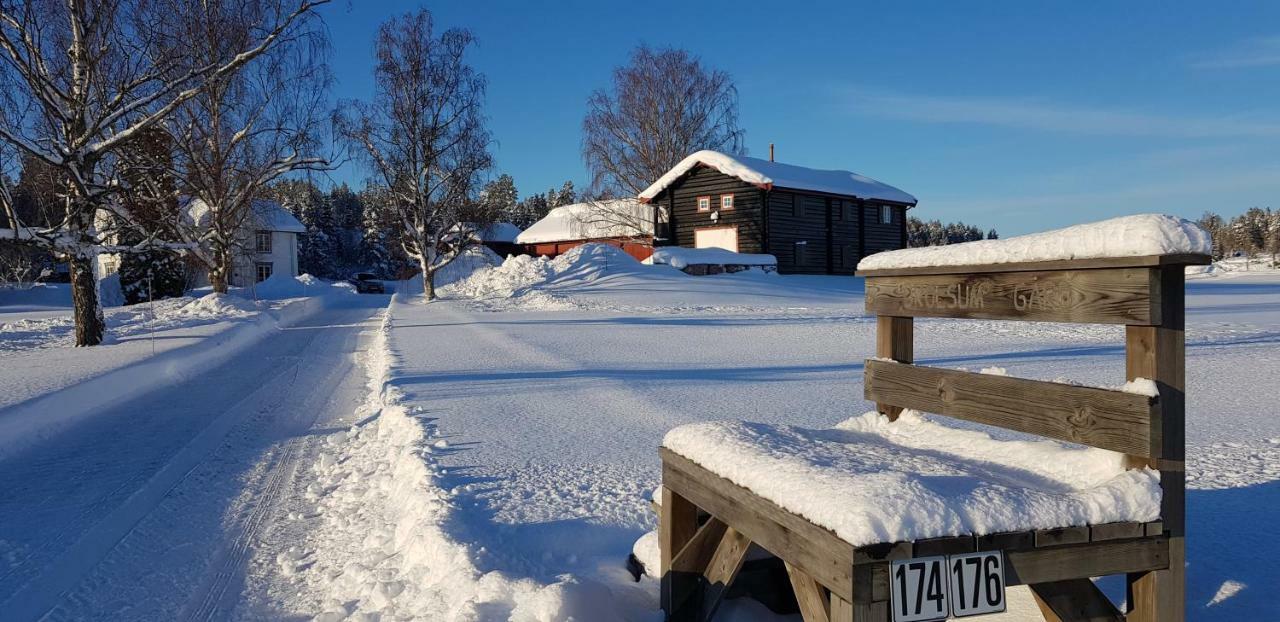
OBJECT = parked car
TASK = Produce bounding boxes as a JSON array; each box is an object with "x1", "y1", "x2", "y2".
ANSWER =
[{"x1": 348, "y1": 272, "x2": 386, "y2": 294}]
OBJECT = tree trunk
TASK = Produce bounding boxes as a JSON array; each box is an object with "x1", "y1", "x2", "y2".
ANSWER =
[
  {"x1": 68, "y1": 254, "x2": 105, "y2": 346},
  {"x1": 421, "y1": 262, "x2": 436, "y2": 302},
  {"x1": 210, "y1": 246, "x2": 231, "y2": 294}
]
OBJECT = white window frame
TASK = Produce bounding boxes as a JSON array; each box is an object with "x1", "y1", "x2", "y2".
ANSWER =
[
  {"x1": 255, "y1": 230, "x2": 272, "y2": 254},
  {"x1": 880, "y1": 205, "x2": 894, "y2": 225},
  {"x1": 719, "y1": 194, "x2": 734, "y2": 210},
  {"x1": 255, "y1": 262, "x2": 273, "y2": 283},
  {"x1": 697, "y1": 195, "x2": 711, "y2": 212}
]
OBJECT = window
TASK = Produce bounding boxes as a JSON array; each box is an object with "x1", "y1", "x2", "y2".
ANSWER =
[
  {"x1": 697, "y1": 196, "x2": 711, "y2": 212},
  {"x1": 880, "y1": 205, "x2": 894, "y2": 225},
  {"x1": 794, "y1": 240, "x2": 808, "y2": 266},
  {"x1": 255, "y1": 230, "x2": 272, "y2": 254},
  {"x1": 719, "y1": 194, "x2": 734, "y2": 210},
  {"x1": 255, "y1": 262, "x2": 273, "y2": 283}
]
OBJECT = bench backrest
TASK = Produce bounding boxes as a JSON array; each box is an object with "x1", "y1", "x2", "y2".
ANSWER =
[{"x1": 858, "y1": 253, "x2": 1207, "y2": 538}]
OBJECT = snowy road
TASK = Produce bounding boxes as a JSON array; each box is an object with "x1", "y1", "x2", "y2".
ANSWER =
[{"x1": 0, "y1": 296, "x2": 388, "y2": 621}]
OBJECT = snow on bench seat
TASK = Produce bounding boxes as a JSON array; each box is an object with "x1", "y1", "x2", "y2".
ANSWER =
[
  {"x1": 661, "y1": 410, "x2": 1161, "y2": 548},
  {"x1": 857, "y1": 213, "x2": 1211, "y2": 272}
]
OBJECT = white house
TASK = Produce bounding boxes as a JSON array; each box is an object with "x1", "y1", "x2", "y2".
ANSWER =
[
  {"x1": 192, "y1": 198, "x2": 305, "y2": 287},
  {"x1": 95, "y1": 198, "x2": 305, "y2": 289}
]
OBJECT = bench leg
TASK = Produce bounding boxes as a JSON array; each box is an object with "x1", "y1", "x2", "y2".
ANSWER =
[
  {"x1": 699, "y1": 527, "x2": 752, "y2": 621},
  {"x1": 785, "y1": 561, "x2": 831, "y2": 622},
  {"x1": 1127, "y1": 537, "x2": 1185, "y2": 622},
  {"x1": 661, "y1": 486, "x2": 699, "y2": 617},
  {"x1": 830, "y1": 593, "x2": 855, "y2": 622},
  {"x1": 1030, "y1": 579, "x2": 1123, "y2": 621}
]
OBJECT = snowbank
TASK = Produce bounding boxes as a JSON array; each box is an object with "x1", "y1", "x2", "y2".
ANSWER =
[
  {"x1": 298, "y1": 305, "x2": 627, "y2": 621},
  {"x1": 662, "y1": 411, "x2": 1161, "y2": 546},
  {"x1": 248, "y1": 272, "x2": 351, "y2": 300},
  {"x1": 859, "y1": 214, "x2": 1211, "y2": 271},
  {"x1": 444, "y1": 244, "x2": 646, "y2": 305},
  {"x1": 638, "y1": 149, "x2": 917, "y2": 205},
  {"x1": 650, "y1": 247, "x2": 777, "y2": 270}
]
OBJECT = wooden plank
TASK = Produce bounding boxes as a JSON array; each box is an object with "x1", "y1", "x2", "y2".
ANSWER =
[
  {"x1": 1089, "y1": 522, "x2": 1144, "y2": 542},
  {"x1": 662, "y1": 448, "x2": 857, "y2": 602},
  {"x1": 829, "y1": 594, "x2": 855, "y2": 622},
  {"x1": 1035, "y1": 526, "x2": 1091, "y2": 547},
  {"x1": 976, "y1": 530, "x2": 1035, "y2": 552},
  {"x1": 785, "y1": 561, "x2": 831, "y2": 622},
  {"x1": 864, "y1": 267, "x2": 1159, "y2": 324},
  {"x1": 660, "y1": 486, "x2": 700, "y2": 616},
  {"x1": 1030, "y1": 579, "x2": 1124, "y2": 621},
  {"x1": 874, "y1": 317, "x2": 913, "y2": 421},
  {"x1": 852, "y1": 599, "x2": 888, "y2": 622},
  {"x1": 864, "y1": 360, "x2": 1158, "y2": 456},
  {"x1": 912, "y1": 535, "x2": 975, "y2": 557},
  {"x1": 1125, "y1": 267, "x2": 1186, "y2": 622},
  {"x1": 855, "y1": 253, "x2": 1211, "y2": 277},
  {"x1": 699, "y1": 527, "x2": 752, "y2": 622},
  {"x1": 669, "y1": 518, "x2": 728, "y2": 574},
  {"x1": 1144, "y1": 521, "x2": 1164, "y2": 537},
  {"x1": 1005, "y1": 537, "x2": 1168, "y2": 586}
]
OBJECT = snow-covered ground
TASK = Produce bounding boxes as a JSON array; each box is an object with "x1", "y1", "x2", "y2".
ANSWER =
[
  {"x1": 1, "y1": 246, "x2": 1278, "y2": 620},
  {"x1": 340, "y1": 246, "x2": 1277, "y2": 621}
]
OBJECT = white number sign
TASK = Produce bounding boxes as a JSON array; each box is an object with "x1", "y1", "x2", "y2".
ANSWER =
[
  {"x1": 890, "y1": 551, "x2": 1007, "y2": 621},
  {"x1": 891, "y1": 556, "x2": 948, "y2": 622},
  {"x1": 948, "y1": 551, "x2": 1007, "y2": 617}
]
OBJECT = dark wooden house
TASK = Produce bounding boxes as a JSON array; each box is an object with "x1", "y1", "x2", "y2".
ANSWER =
[{"x1": 638, "y1": 150, "x2": 917, "y2": 274}]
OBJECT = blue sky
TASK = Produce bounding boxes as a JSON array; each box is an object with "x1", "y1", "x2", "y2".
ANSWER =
[{"x1": 318, "y1": 1, "x2": 1280, "y2": 236}]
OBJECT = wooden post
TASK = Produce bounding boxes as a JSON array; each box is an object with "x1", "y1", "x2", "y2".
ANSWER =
[
  {"x1": 661, "y1": 486, "x2": 700, "y2": 616},
  {"x1": 1125, "y1": 267, "x2": 1185, "y2": 622},
  {"x1": 875, "y1": 316, "x2": 913, "y2": 420}
]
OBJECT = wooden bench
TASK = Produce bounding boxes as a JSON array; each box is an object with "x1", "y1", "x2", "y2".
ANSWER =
[{"x1": 659, "y1": 253, "x2": 1206, "y2": 621}]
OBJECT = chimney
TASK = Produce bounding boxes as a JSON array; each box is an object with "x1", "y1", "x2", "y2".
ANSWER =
[{"x1": 769, "y1": 143, "x2": 775, "y2": 162}]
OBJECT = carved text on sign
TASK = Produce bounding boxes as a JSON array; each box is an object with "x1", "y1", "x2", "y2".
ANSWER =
[
  {"x1": 863, "y1": 267, "x2": 1157, "y2": 325},
  {"x1": 898, "y1": 282, "x2": 991, "y2": 310}
]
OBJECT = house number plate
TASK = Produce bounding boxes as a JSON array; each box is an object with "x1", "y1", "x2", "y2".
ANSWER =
[{"x1": 891, "y1": 551, "x2": 1006, "y2": 621}]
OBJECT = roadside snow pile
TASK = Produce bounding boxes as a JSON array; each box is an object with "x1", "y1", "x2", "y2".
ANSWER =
[
  {"x1": 434, "y1": 245, "x2": 503, "y2": 288},
  {"x1": 168, "y1": 293, "x2": 259, "y2": 321},
  {"x1": 251, "y1": 272, "x2": 353, "y2": 300},
  {"x1": 859, "y1": 214, "x2": 1212, "y2": 271},
  {"x1": 662, "y1": 411, "x2": 1161, "y2": 546},
  {"x1": 444, "y1": 244, "x2": 645, "y2": 309},
  {"x1": 297, "y1": 309, "x2": 627, "y2": 621},
  {"x1": 650, "y1": 247, "x2": 777, "y2": 270}
]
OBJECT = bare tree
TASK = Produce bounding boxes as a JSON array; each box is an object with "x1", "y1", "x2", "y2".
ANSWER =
[
  {"x1": 582, "y1": 45, "x2": 745, "y2": 199},
  {"x1": 148, "y1": 0, "x2": 332, "y2": 293},
  {"x1": 0, "y1": 0, "x2": 327, "y2": 345},
  {"x1": 336, "y1": 8, "x2": 492, "y2": 302}
]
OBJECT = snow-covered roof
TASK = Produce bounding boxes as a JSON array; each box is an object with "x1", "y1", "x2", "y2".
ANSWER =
[
  {"x1": 858, "y1": 214, "x2": 1212, "y2": 272},
  {"x1": 477, "y1": 222, "x2": 522, "y2": 243},
  {"x1": 515, "y1": 200, "x2": 654, "y2": 244},
  {"x1": 184, "y1": 198, "x2": 306, "y2": 234},
  {"x1": 638, "y1": 150, "x2": 917, "y2": 205}
]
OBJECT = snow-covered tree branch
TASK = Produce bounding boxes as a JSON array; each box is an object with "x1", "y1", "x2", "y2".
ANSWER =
[{"x1": 0, "y1": 0, "x2": 329, "y2": 345}]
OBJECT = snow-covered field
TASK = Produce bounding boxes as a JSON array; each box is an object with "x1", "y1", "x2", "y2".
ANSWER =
[{"x1": 1, "y1": 246, "x2": 1278, "y2": 620}]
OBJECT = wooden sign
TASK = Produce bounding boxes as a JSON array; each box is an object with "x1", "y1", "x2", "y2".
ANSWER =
[{"x1": 864, "y1": 267, "x2": 1159, "y2": 325}]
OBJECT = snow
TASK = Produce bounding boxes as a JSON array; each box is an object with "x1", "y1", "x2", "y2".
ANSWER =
[
  {"x1": 638, "y1": 149, "x2": 917, "y2": 205},
  {"x1": 650, "y1": 247, "x2": 777, "y2": 270},
  {"x1": 859, "y1": 213, "x2": 1212, "y2": 271},
  {"x1": 3, "y1": 227, "x2": 1280, "y2": 620},
  {"x1": 184, "y1": 197, "x2": 305, "y2": 233},
  {"x1": 479, "y1": 222, "x2": 523, "y2": 243},
  {"x1": 514, "y1": 199, "x2": 653, "y2": 244},
  {"x1": 663, "y1": 412, "x2": 1160, "y2": 546}
]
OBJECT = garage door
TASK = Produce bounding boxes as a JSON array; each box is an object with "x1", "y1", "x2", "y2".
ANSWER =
[{"x1": 694, "y1": 226, "x2": 738, "y2": 252}]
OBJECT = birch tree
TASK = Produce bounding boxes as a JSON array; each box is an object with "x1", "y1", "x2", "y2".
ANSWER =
[
  {"x1": 0, "y1": 0, "x2": 327, "y2": 345},
  {"x1": 582, "y1": 45, "x2": 744, "y2": 198},
  {"x1": 336, "y1": 8, "x2": 492, "y2": 301},
  {"x1": 150, "y1": 0, "x2": 331, "y2": 292}
]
